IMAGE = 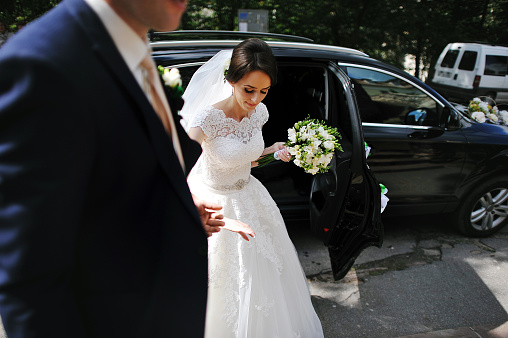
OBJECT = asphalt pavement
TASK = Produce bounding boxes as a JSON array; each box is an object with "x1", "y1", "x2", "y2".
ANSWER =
[
  {"x1": 288, "y1": 215, "x2": 508, "y2": 338},
  {"x1": 1, "y1": 215, "x2": 506, "y2": 338}
]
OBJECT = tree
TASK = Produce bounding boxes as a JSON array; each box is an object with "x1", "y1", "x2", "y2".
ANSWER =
[
  {"x1": 0, "y1": 0, "x2": 60, "y2": 31},
  {"x1": 4, "y1": 0, "x2": 508, "y2": 81}
]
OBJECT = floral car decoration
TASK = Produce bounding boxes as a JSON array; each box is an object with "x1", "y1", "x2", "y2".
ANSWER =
[{"x1": 468, "y1": 97, "x2": 508, "y2": 125}]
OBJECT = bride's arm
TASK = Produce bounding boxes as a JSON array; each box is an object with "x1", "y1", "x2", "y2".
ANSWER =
[{"x1": 188, "y1": 126, "x2": 206, "y2": 145}]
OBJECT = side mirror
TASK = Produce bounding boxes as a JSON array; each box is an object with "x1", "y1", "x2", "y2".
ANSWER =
[
  {"x1": 405, "y1": 109, "x2": 426, "y2": 125},
  {"x1": 441, "y1": 106, "x2": 461, "y2": 130},
  {"x1": 405, "y1": 108, "x2": 438, "y2": 126}
]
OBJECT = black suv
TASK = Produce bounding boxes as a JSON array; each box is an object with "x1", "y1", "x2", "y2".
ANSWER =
[{"x1": 151, "y1": 31, "x2": 508, "y2": 278}]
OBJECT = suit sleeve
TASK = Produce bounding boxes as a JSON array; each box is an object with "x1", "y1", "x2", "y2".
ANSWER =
[{"x1": 0, "y1": 55, "x2": 93, "y2": 336}]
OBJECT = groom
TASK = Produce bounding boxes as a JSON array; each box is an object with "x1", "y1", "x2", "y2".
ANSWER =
[{"x1": 0, "y1": 0, "x2": 220, "y2": 337}]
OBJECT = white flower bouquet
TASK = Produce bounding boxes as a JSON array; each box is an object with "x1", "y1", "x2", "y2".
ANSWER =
[
  {"x1": 257, "y1": 117, "x2": 343, "y2": 175},
  {"x1": 468, "y1": 97, "x2": 508, "y2": 125}
]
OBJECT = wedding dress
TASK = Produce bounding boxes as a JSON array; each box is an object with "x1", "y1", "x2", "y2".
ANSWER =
[{"x1": 187, "y1": 102, "x2": 324, "y2": 338}]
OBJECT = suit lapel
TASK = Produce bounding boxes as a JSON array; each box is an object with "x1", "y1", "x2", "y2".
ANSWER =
[
  {"x1": 64, "y1": 0, "x2": 202, "y2": 225},
  {"x1": 162, "y1": 84, "x2": 202, "y2": 176}
]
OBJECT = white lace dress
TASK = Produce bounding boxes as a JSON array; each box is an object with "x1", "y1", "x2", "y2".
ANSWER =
[{"x1": 187, "y1": 103, "x2": 324, "y2": 338}]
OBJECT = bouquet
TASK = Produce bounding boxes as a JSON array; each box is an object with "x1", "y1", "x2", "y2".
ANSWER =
[
  {"x1": 257, "y1": 117, "x2": 343, "y2": 175},
  {"x1": 468, "y1": 97, "x2": 508, "y2": 125}
]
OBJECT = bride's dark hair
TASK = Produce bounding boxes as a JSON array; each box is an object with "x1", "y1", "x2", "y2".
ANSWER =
[{"x1": 226, "y1": 38, "x2": 277, "y2": 86}]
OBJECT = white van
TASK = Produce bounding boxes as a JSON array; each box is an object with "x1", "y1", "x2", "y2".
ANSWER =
[{"x1": 431, "y1": 42, "x2": 508, "y2": 103}]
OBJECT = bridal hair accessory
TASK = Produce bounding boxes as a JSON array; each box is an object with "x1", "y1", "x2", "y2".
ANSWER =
[
  {"x1": 257, "y1": 116, "x2": 343, "y2": 175},
  {"x1": 224, "y1": 58, "x2": 231, "y2": 82},
  {"x1": 179, "y1": 49, "x2": 234, "y2": 131}
]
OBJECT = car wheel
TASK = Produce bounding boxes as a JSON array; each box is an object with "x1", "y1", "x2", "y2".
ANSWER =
[{"x1": 455, "y1": 180, "x2": 508, "y2": 237}]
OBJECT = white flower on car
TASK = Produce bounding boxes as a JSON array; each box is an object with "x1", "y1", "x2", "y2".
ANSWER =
[
  {"x1": 500, "y1": 110, "x2": 508, "y2": 122},
  {"x1": 472, "y1": 111, "x2": 486, "y2": 123},
  {"x1": 487, "y1": 113, "x2": 499, "y2": 122},
  {"x1": 479, "y1": 101, "x2": 490, "y2": 113}
]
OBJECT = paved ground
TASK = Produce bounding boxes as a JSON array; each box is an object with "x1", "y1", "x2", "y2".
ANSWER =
[
  {"x1": 1, "y1": 215, "x2": 506, "y2": 338},
  {"x1": 288, "y1": 215, "x2": 508, "y2": 338}
]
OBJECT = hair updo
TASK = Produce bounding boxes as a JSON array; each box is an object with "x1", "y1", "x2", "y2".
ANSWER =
[{"x1": 226, "y1": 38, "x2": 277, "y2": 86}]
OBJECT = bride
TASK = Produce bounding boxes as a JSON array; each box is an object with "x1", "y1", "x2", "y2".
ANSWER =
[{"x1": 181, "y1": 38, "x2": 324, "y2": 338}]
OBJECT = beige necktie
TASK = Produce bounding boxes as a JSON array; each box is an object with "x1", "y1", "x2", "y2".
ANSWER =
[{"x1": 140, "y1": 53, "x2": 185, "y2": 170}]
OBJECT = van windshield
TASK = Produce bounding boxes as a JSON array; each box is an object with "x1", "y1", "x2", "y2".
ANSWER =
[{"x1": 441, "y1": 49, "x2": 460, "y2": 68}]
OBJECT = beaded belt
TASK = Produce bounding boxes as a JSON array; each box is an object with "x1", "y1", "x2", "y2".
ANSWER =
[{"x1": 207, "y1": 177, "x2": 250, "y2": 191}]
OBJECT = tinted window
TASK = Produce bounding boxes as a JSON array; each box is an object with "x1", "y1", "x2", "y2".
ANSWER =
[
  {"x1": 458, "y1": 51, "x2": 477, "y2": 71},
  {"x1": 484, "y1": 55, "x2": 508, "y2": 76},
  {"x1": 440, "y1": 49, "x2": 460, "y2": 68},
  {"x1": 346, "y1": 67, "x2": 438, "y2": 126}
]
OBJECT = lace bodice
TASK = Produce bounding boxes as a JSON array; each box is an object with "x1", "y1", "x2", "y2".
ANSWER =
[{"x1": 190, "y1": 103, "x2": 268, "y2": 190}]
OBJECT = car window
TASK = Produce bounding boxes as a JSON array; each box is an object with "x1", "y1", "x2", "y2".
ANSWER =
[
  {"x1": 345, "y1": 66, "x2": 438, "y2": 126},
  {"x1": 484, "y1": 55, "x2": 508, "y2": 76},
  {"x1": 441, "y1": 49, "x2": 460, "y2": 68},
  {"x1": 458, "y1": 51, "x2": 477, "y2": 71}
]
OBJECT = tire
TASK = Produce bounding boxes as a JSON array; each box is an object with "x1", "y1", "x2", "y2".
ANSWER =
[{"x1": 455, "y1": 180, "x2": 508, "y2": 237}]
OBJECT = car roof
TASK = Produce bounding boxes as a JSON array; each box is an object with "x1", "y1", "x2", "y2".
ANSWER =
[
  {"x1": 149, "y1": 30, "x2": 316, "y2": 43},
  {"x1": 151, "y1": 39, "x2": 369, "y2": 57},
  {"x1": 151, "y1": 38, "x2": 398, "y2": 77},
  {"x1": 150, "y1": 31, "x2": 450, "y2": 107}
]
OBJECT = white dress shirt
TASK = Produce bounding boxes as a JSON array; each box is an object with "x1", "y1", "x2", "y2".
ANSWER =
[
  {"x1": 83, "y1": 0, "x2": 185, "y2": 170},
  {"x1": 84, "y1": 0, "x2": 147, "y2": 90}
]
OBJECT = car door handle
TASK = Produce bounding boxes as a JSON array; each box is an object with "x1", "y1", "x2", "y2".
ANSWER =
[
  {"x1": 408, "y1": 131, "x2": 428, "y2": 139},
  {"x1": 408, "y1": 129, "x2": 444, "y2": 139}
]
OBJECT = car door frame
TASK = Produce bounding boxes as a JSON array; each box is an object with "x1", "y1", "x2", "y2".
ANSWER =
[{"x1": 309, "y1": 62, "x2": 383, "y2": 280}]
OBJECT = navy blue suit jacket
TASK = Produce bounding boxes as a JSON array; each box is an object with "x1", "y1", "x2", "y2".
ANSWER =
[{"x1": 0, "y1": 0, "x2": 206, "y2": 337}]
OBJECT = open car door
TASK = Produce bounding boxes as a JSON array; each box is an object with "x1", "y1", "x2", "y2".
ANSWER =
[{"x1": 309, "y1": 63, "x2": 383, "y2": 280}]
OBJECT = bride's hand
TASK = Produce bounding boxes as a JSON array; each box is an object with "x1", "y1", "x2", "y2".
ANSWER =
[
  {"x1": 223, "y1": 217, "x2": 256, "y2": 241},
  {"x1": 270, "y1": 142, "x2": 291, "y2": 162},
  {"x1": 262, "y1": 142, "x2": 291, "y2": 162}
]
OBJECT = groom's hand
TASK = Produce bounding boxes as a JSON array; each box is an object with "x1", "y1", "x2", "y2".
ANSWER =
[{"x1": 192, "y1": 195, "x2": 225, "y2": 237}]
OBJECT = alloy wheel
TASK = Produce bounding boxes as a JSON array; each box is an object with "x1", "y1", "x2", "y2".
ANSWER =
[{"x1": 470, "y1": 187, "x2": 508, "y2": 232}]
